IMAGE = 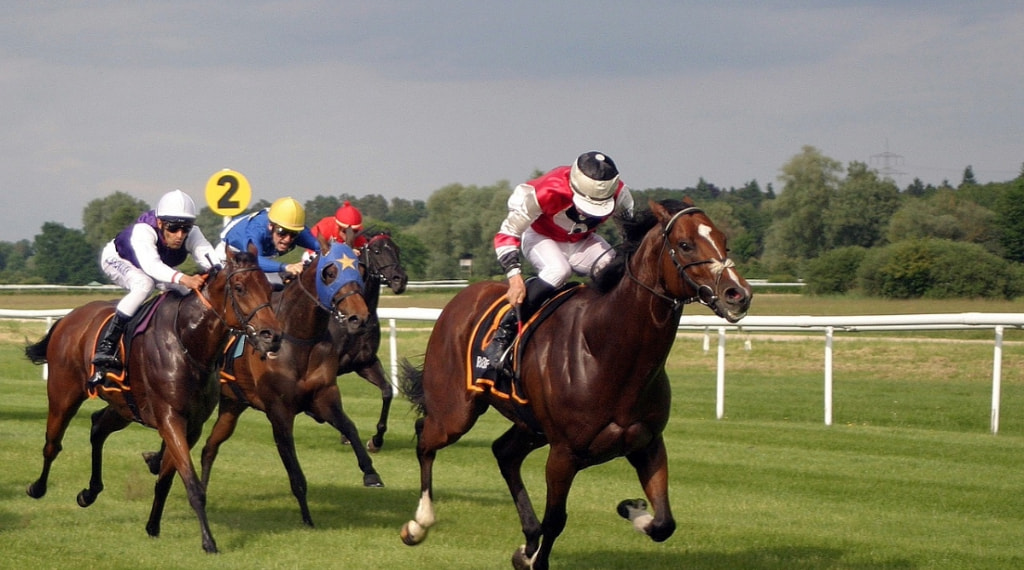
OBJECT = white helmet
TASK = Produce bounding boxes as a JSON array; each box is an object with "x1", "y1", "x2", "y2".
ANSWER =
[
  {"x1": 569, "y1": 151, "x2": 620, "y2": 217},
  {"x1": 156, "y1": 189, "x2": 198, "y2": 222}
]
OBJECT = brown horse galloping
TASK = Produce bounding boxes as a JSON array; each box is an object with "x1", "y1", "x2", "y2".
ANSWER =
[
  {"x1": 144, "y1": 241, "x2": 379, "y2": 527},
  {"x1": 398, "y1": 199, "x2": 752, "y2": 569},
  {"x1": 24, "y1": 248, "x2": 281, "y2": 554}
]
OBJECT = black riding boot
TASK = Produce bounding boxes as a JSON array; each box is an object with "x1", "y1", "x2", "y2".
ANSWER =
[
  {"x1": 89, "y1": 312, "x2": 129, "y2": 388},
  {"x1": 483, "y1": 279, "x2": 556, "y2": 373}
]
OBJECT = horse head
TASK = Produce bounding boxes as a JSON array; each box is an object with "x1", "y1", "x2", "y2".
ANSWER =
[
  {"x1": 361, "y1": 230, "x2": 408, "y2": 294},
  {"x1": 206, "y1": 245, "x2": 282, "y2": 358},
  {"x1": 315, "y1": 240, "x2": 370, "y2": 334},
  {"x1": 651, "y1": 199, "x2": 752, "y2": 322}
]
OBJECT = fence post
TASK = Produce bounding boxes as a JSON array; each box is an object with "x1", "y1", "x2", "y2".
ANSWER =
[
  {"x1": 389, "y1": 318, "x2": 399, "y2": 391},
  {"x1": 991, "y1": 325, "x2": 1003, "y2": 434},
  {"x1": 715, "y1": 327, "x2": 726, "y2": 420},
  {"x1": 824, "y1": 326, "x2": 834, "y2": 426}
]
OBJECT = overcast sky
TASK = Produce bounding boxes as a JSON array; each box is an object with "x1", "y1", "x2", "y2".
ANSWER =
[{"x1": 2, "y1": 1, "x2": 1022, "y2": 243}]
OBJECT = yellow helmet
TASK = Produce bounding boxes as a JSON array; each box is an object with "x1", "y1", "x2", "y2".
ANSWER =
[{"x1": 267, "y1": 197, "x2": 305, "y2": 232}]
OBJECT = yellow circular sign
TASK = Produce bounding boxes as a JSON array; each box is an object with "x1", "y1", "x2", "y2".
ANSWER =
[{"x1": 204, "y1": 169, "x2": 252, "y2": 216}]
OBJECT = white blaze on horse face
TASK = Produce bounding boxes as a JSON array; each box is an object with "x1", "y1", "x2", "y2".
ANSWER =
[{"x1": 698, "y1": 223, "x2": 740, "y2": 281}]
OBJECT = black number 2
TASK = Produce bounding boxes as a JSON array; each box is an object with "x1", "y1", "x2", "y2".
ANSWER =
[{"x1": 217, "y1": 174, "x2": 240, "y2": 210}]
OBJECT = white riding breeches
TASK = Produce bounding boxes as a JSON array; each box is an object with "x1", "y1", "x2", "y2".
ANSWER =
[{"x1": 520, "y1": 227, "x2": 616, "y2": 288}]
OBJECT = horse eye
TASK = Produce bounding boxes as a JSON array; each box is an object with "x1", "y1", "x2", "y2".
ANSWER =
[{"x1": 678, "y1": 241, "x2": 693, "y2": 252}]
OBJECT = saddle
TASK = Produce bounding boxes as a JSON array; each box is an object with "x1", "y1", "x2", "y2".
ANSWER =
[
  {"x1": 88, "y1": 294, "x2": 170, "y2": 396},
  {"x1": 466, "y1": 283, "x2": 582, "y2": 405}
]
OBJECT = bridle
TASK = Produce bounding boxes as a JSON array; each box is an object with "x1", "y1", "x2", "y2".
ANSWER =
[
  {"x1": 626, "y1": 206, "x2": 735, "y2": 317},
  {"x1": 192, "y1": 266, "x2": 276, "y2": 345},
  {"x1": 293, "y1": 259, "x2": 364, "y2": 326},
  {"x1": 361, "y1": 233, "x2": 402, "y2": 283}
]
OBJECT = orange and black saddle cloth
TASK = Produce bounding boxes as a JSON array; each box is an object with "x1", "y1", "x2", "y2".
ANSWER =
[{"x1": 464, "y1": 283, "x2": 582, "y2": 404}]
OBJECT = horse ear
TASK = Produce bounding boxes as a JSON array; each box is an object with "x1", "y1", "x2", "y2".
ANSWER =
[
  {"x1": 344, "y1": 227, "x2": 355, "y2": 245},
  {"x1": 649, "y1": 200, "x2": 669, "y2": 220},
  {"x1": 681, "y1": 196, "x2": 695, "y2": 207},
  {"x1": 318, "y1": 234, "x2": 330, "y2": 256}
]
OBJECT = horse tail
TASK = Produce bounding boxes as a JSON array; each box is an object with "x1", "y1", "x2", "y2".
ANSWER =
[
  {"x1": 25, "y1": 320, "x2": 59, "y2": 365},
  {"x1": 397, "y1": 358, "x2": 426, "y2": 416}
]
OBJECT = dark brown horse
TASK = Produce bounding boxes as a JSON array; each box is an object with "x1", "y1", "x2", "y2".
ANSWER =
[
  {"x1": 398, "y1": 199, "x2": 752, "y2": 569},
  {"x1": 336, "y1": 229, "x2": 408, "y2": 451},
  {"x1": 24, "y1": 248, "x2": 282, "y2": 554},
  {"x1": 145, "y1": 240, "x2": 382, "y2": 527}
]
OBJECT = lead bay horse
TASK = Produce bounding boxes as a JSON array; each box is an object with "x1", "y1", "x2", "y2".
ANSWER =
[
  {"x1": 145, "y1": 240, "x2": 384, "y2": 527},
  {"x1": 24, "y1": 248, "x2": 282, "y2": 554},
  {"x1": 398, "y1": 199, "x2": 752, "y2": 569}
]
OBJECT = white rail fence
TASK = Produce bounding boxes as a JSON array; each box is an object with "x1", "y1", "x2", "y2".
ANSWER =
[{"x1": 5, "y1": 308, "x2": 1020, "y2": 434}]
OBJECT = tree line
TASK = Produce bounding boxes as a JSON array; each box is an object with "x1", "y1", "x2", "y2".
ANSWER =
[{"x1": 4, "y1": 145, "x2": 1024, "y2": 299}]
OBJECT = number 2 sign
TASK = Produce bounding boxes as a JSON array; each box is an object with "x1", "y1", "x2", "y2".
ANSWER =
[{"x1": 205, "y1": 169, "x2": 252, "y2": 216}]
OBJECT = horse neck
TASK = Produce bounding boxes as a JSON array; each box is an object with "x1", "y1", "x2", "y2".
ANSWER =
[
  {"x1": 363, "y1": 271, "x2": 381, "y2": 313},
  {"x1": 175, "y1": 289, "x2": 232, "y2": 365},
  {"x1": 280, "y1": 267, "x2": 331, "y2": 339},
  {"x1": 604, "y1": 232, "x2": 683, "y2": 342}
]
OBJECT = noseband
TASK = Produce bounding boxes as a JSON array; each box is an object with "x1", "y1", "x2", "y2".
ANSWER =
[
  {"x1": 627, "y1": 207, "x2": 735, "y2": 316},
  {"x1": 197, "y1": 265, "x2": 275, "y2": 344}
]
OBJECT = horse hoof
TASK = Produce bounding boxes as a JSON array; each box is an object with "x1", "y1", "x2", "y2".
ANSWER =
[
  {"x1": 367, "y1": 438, "x2": 382, "y2": 453},
  {"x1": 141, "y1": 451, "x2": 161, "y2": 475},
  {"x1": 616, "y1": 498, "x2": 647, "y2": 519},
  {"x1": 400, "y1": 521, "x2": 426, "y2": 545},
  {"x1": 363, "y1": 473, "x2": 385, "y2": 488},
  {"x1": 77, "y1": 489, "x2": 97, "y2": 508},
  {"x1": 26, "y1": 482, "x2": 46, "y2": 499},
  {"x1": 340, "y1": 436, "x2": 352, "y2": 446},
  {"x1": 511, "y1": 546, "x2": 535, "y2": 570}
]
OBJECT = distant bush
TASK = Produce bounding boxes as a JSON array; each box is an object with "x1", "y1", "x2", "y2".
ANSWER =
[
  {"x1": 857, "y1": 239, "x2": 1024, "y2": 299},
  {"x1": 803, "y1": 246, "x2": 867, "y2": 295}
]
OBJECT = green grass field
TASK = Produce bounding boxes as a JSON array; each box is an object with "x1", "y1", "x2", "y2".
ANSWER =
[{"x1": 2, "y1": 292, "x2": 1024, "y2": 568}]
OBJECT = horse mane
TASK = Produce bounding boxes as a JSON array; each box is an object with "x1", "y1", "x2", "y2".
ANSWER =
[{"x1": 590, "y1": 198, "x2": 692, "y2": 294}]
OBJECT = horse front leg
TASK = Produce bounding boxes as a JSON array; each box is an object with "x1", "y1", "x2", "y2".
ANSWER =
[
  {"x1": 313, "y1": 385, "x2": 384, "y2": 488},
  {"x1": 492, "y1": 426, "x2": 547, "y2": 568},
  {"x1": 621, "y1": 435, "x2": 676, "y2": 543},
  {"x1": 77, "y1": 407, "x2": 131, "y2": 507},
  {"x1": 510, "y1": 444, "x2": 579, "y2": 570},
  {"x1": 265, "y1": 403, "x2": 315, "y2": 527},
  {"x1": 150, "y1": 419, "x2": 218, "y2": 553},
  {"x1": 200, "y1": 397, "x2": 248, "y2": 488},
  {"x1": 354, "y1": 358, "x2": 392, "y2": 452}
]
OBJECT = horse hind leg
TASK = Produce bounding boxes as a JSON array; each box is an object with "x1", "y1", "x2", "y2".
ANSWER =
[
  {"x1": 492, "y1": 426, "x2": 547, "y2": 568},
  {"x1": 77, "y1": 407, "x2": 131, "y2": 507},
  {"x1": 400, "y1": 399, "x2": 485, "y2": 547},
  {"x1": 27, "y1": 368, "x2": 90, "y2": 499}
]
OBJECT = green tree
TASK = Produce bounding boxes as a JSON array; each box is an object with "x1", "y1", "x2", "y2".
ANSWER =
[
  {"x1": 960, "y1": 165, "x2": 977, "y2": 188},
  {"x1": 824, "y1": 162, "x2": 900, "y2": 249},
  {"x1": 762, "y1": 146, "x2": 842, "y2": 268},
  {"x1": 385, "y1": 197, "x2": 427, "y2": 226},
  {"x1": 996, "y1": 177, "x2": 1024, "y2": 261},
  {"x1": 886, "y1": 188, "x2": 999, "y2": 253},
  {"x1": 412, "y1": 182, "x2": 510, "y2": 279},
  {"x1": 32, "y1": 222, "x2": 103, "y2": 284},
  {"x1": 82, "y1": 192, "x2": 150, "y2": 251},
  {"x1": 304, "y1": 195, "x2": 342, "y2": 227}
]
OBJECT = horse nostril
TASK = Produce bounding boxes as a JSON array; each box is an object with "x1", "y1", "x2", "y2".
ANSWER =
[{"x1": 725, "y1": 288, "x2": 747, "y2": 303}]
